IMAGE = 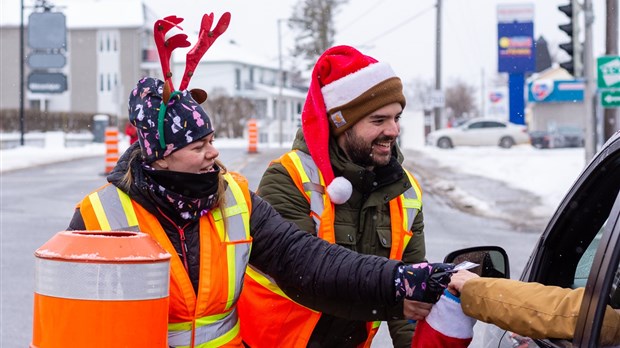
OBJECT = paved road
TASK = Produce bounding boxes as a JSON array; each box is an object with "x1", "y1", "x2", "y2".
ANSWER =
[{"x1": 0, "y1": 146, "x2": 546, "y2": 347}]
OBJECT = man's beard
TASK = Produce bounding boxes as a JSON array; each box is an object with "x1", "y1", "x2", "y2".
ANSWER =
[{"x1": 343, "y1": 129, "x2": 394, "y2": 168}]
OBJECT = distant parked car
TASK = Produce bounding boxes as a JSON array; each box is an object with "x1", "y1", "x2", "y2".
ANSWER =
[
  {"x1": 426, "y1": 118, "x2": 530, "y2": 149},
  {"x1": 529, "y1": 126, "x2": 585, "y2": 149}
]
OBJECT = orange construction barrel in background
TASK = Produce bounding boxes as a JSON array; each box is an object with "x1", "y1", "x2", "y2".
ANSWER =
[
  {"x1": 104, "y1": 127, "x2": 119, "y2": 174},
  {"x1": 247, "y1": 118, "x2": 258, "y2": 154},
  {"x1": 31, "y1": 231, "x2": 171, "y2": 348}
]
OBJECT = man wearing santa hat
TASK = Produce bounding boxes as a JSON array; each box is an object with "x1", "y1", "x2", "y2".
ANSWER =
[{"x1": 238, "y1": 45, "x2": 428, "y2": 348}]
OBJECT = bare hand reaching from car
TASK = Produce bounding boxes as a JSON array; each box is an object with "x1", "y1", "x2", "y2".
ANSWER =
[{"x1": 448, "y1": 270, "x2": 480, "y2": 295}]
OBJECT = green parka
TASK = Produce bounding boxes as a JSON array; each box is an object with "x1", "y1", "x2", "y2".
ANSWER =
[{"x1": 257, "y1": 129, "x2": 426, "y2": 348}]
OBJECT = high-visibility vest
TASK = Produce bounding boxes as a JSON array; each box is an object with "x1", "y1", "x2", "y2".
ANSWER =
[
  {"x1": 79, "y1": 172, "x2": 252, "y2": 348},
  {"x1": 238, "y1": 150, "x2": 422, "y2": 348}
]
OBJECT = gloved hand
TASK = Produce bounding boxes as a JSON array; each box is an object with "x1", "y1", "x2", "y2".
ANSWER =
[{"x1": 395, "y1": 262, "x2": 455, "y2": 303}]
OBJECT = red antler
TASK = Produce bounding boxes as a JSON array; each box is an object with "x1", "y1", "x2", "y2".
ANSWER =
[
  {"x1": 179, "y1": 12, "x2": 231, "y2": 91},
  {"x1": 153, "y1": 16, "x2": 191, "y2": 91}
]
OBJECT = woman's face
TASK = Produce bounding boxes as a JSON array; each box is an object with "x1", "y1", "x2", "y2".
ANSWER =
[{"x1": 153, "y1": 133, "x2": 219, "y2": 174}]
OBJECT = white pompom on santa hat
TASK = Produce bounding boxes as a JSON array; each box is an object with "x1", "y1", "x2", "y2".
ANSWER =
[{"x1": 301, "y1": 45, "x2": 406, "y2": 204}]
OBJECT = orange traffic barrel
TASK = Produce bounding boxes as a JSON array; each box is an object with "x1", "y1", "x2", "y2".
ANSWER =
[
  {"x1": 31, "y1": 231, "x2": 171, "y2": 348},
  {"x1": 248, "y1": 118, "x2": 258, "y2": 154},
  {"x1": 104, "y1": 127, "x2": 119, "y2": 174}
]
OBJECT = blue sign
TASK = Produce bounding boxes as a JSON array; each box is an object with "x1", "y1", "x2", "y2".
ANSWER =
[
  {"x1": 527, "y1": 79, "x2": 584, "y2": 103},
  {"x1": 497, "y1": 22, "x2": 535, "y2": 73}
]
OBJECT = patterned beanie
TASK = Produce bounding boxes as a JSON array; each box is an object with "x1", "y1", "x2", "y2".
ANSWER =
[
  {"x1": 301, "y1": 45, "x2": 406, "y2": 204},
  {"x1": 128, "y1": 77, "x2": 214, "y2": 164}
]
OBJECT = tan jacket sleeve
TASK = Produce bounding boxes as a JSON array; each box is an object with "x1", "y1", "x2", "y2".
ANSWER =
[{"x1": 460, "y1": 278, "x2": 620, "y2": 345}]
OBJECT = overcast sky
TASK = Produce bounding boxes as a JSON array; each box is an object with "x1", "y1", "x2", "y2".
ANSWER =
[
  {"x1": 145, "y1": 0, "x2": 613, "y2": 86},
  {"x1": 2, "y1": 0, "x2": 614, "y2": 88}
]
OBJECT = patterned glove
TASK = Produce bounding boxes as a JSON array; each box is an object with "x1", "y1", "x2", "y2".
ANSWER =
[{"x1": 395, "y1": 262, "x2": 455, "y2": 303}]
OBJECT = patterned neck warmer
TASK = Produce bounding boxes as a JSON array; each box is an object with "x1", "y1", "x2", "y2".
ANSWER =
[{"x1": 142, "y1": 164, "x2": 220, "y2": 221}]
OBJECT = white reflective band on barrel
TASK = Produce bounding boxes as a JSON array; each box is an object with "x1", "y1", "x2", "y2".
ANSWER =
[
  {"x1": 168, "y1": 309, "x2": 239, "y2": 347},
  {"x1": 34, "y1": 258, "x2": 170, "y2": 300},
  {"x1": 291, "y1": 151, "x2": 326, "y2": 235}
]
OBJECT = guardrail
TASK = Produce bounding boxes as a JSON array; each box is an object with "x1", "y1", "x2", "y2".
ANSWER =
[{"x1": 0, "y1": 132, "x2": 95, "y2": 149}]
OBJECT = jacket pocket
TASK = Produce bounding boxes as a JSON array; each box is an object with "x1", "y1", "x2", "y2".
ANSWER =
[
  {"x1": 334, "y1": 224, "x2": 358, "y2": 246},
  {"x1": 377, "y1": 227, "x2": 392, "y2": 248}
]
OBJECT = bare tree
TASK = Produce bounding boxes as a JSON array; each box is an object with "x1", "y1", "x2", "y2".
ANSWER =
[
  {"x1": 205, "y1": 88, "x2": 256, "y2": 138},
  {"x1": 289, "y1": 0, "x2": 348, "y2": 67},
  {"x1": 403, "y1": 78, "x2": 434, "y2": 111},
  {"x1": 444, "y1": 80, "x2": 478, "y2": 121}
]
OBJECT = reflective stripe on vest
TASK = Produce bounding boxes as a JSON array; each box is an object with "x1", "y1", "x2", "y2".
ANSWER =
[
  {"x1": 85, "y1": 174, "x2": 250, "y2": 348},
  {"x1": 167, "y1": 309, "x2": 240, "y2": 348},
  {"x1": 211, "y1": 173, "x2": 251, "y2": 309},
  {"x1": 87, "y1": 186, "x2": 140, "y2": 231}
]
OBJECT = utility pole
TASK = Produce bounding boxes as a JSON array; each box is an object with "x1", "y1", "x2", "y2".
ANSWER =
[
  {"x1": 434, "y1": 0, "x2": 442, "y2": 130},
  {"x1": 583, "y1": 0, "x2": 596, "y2": 161},
  {"x1": 480, "y1": 68, "x2": 485, "y2": 116},
  {"x1": 19, "y1": 0, "x2": 25, "y2": 146},
  {"x1": 604, "y1": 0, "x2": 618, "y2": 141},
  {"x1": 277, "y1": 19, "x2": 284, "y2": 147}
]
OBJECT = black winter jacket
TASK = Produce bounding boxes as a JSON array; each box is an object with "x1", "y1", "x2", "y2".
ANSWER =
[{"x1": 68, "y1": 144, "x2": 405, "y2": 322}]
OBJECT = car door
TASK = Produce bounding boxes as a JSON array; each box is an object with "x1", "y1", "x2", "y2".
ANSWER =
[
  {"x1": 483, "y1": 133, "x2": 620, "y2": 348},
  {"x1": 457, "y1": 120, "x2": 486, "y2": 146}
]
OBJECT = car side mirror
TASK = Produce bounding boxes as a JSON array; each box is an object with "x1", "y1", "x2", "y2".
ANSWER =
[{"x1": 444, "y1": 246, "x2": 510, "y2": 279}]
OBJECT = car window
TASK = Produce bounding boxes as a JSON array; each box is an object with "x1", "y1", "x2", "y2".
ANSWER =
[
  {"x1": 483, "y1": 121, "x2": 506, "y2": 128},
  {"x1": 467, "y1": 122, "x2": 484, "y2": 129}
]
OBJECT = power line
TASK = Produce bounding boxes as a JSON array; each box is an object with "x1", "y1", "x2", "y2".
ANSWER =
[
  {"x1": 339, "y1": 0, "x2": 387, "y2": 34},
  {"x1": 361, "y1": 4, "x2": 435, "y2": 45}
]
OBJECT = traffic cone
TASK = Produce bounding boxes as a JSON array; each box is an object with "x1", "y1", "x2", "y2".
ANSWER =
[
  {"x1": 248, "y1": 118, "x2": 258, "y2": 154},
  {"x1": 31, "y1": 231, "x2": 171, "y2": 348},
  {"x1": 104, "y1": 127, "x2": 119, "y2": 174}
]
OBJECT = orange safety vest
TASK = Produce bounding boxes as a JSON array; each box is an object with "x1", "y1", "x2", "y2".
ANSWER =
[
  {"x1": 79, "y1": 172, "x2": 252, "y2": 348},
  {"x1": 238, "y1": 150, "x2": 422, "y2": 348}
]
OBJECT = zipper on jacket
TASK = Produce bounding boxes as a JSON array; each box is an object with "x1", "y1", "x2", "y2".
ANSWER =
[{"x1": 157, "y1": 207, "x2": 192, "y2": 272}]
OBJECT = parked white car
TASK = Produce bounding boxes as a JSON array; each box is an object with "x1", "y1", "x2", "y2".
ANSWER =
[{"x1": 426, "y1": 118, "x2": 530, "y2": 149}]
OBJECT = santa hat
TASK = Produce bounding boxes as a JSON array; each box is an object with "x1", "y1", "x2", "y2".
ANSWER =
[{"x1": 301, "y1": 45, "x2": 406, "y2": 204}]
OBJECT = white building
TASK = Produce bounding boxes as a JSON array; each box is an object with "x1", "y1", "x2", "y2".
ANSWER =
[
  {"x1": 1, "y1": 0, "x2": 307, "y2": 143},
  {"x1": 173, "y1": 39, "x2": 306, "y2": 144}
]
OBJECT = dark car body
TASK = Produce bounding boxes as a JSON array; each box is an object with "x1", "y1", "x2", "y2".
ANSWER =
[
  {"x1": 530, "y1": 126, "x2": 585, "y2": 149},
  {"x1": 480, "y1": 131, "x2": 620, "y2": 347}
]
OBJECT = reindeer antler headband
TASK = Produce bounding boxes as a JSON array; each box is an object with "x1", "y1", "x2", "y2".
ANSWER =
[{"x1": 153, "y1": 12, "x2": 231, "y2": 148}]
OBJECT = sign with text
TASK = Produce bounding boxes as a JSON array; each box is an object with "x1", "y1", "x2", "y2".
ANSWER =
[
  {"x1": 601, "y1": 90, "x2": 620, "y2": 108},
  {"x1": 597, "y1": 56, "x2": 620, "y2": 89},
  {"x1": 527, "y1": 79, "x2": 584, "y2": 103},
  {"x1": 28, "y1": 72, "x2": 67, "y2": 93},
  {"x1": 497, "y1": 3, "x2": 535, "y2": 74}
]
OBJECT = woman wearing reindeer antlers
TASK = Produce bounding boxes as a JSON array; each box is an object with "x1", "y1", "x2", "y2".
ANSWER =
[{"x1": 67, "y1": 13, "x2": 454, "y2": 347}]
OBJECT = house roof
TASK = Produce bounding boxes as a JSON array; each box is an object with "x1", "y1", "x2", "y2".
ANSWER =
[
  {"x1": 1, "y1": 0, "x2": 145, "y2": 28},
  {"x1": 173, "y1": 39, "x2": 279, "y2": 71}
]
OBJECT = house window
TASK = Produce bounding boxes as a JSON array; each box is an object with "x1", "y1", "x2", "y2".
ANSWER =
[
  {"x1": 235, "y1": 68, "x2": 241, "y2": 91},
  {"x1": 107, "y1": 74, "x2": 111, "y2": 91},
  {"x1": 249, "y1": 67, "x2": 254, "y2": 83},
  {"x1": 100, "y1": 74, "x2": 104, "y2": 91}
]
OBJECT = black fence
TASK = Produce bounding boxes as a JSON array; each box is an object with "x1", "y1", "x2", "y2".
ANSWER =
[{"x1": 0, "y1": 109, "x2": 118, "y2": 133}]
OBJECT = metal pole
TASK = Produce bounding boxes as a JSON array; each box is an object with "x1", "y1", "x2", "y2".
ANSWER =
[
  {"x1": 277, "y1": 19, "x2": 284, "y2": 147},
  {"x1": 583, "y1": 0, "x2": 596, "y2": 161},
  {"x1": 19, "y1": 0, "x2": 25, "y2": 146},
  {"x1": 480, "y1": 68, "x2": 485, "y2": 116},
  {"x1": 434, "y1": 0, "x2": 442, "y2": 130},
  {"x1": 604, "y1": 0, "x2": 618, "y2": 140}
]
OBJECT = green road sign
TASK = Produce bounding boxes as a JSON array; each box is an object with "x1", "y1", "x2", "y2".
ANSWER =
[
  {"x1": 601, "y1": 90, "x2": 620, "y2": 108},
  {"x1": 598, "y1": 56, "x2": 620, "y2": 88}
]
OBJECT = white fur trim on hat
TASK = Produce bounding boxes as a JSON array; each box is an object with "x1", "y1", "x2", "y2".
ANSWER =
[
  {"x1": 326, "y1": 176, "x2": 352, "y2": 205},
  {"x1": 425, "y1": 291, "x2": 476, "y2": 339},
  {"x1": 321, "y1": 62, "x2": 397, "y2": 110}
]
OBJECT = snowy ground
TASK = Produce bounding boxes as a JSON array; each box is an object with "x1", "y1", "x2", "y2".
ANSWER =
[{"x1": 1, "y1": 132, "x2": 586, "y2": 217}]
